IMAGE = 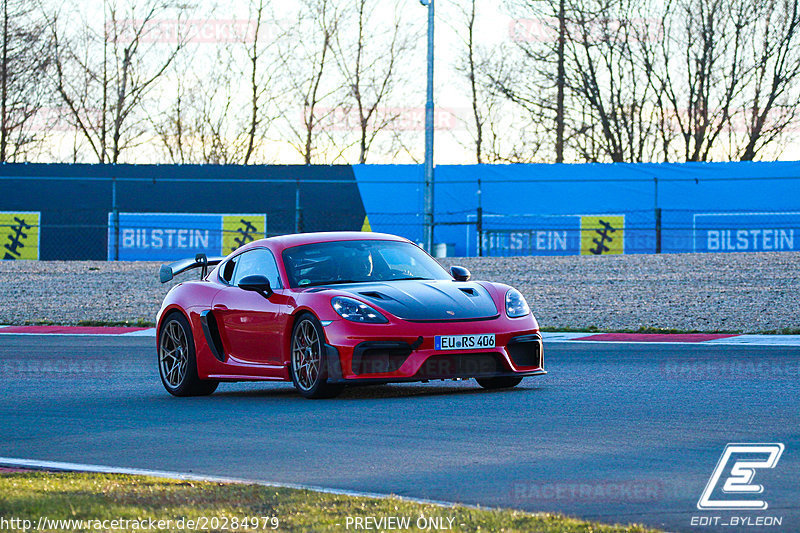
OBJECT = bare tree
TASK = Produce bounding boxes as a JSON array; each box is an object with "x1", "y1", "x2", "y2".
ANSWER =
[
  {"x1": 645, "y1": 0, "x2": 800, "y2": 162},
  {"x1": 474, "y1": 50, "x2": 549, "y2": 162},
  {"x1": 332, "y1": 0, "x2": 415, "y2": 164},
  {"x1": 277, "y1": 0, "x2": 343, "y2": 164},
  {"x1": 152, "y1": 75, "x2": 189, "y2": 163},
  {"x1": 154, "y1": 59, "x2": 251, "y2": 165},
  {"x1": 491, "y1": 0, "x2": 665, "y2": 163},
  {"x1": 241, "y1": 0, "x2": 282, "y2": 164},
  {"x1": 49, "y1": 0, "x2": 186, "y2": 163},
  {"x1": 16, "y1": 0, "x2": 799, "y2": 165},
  {"x1": 651, "y1": 0, "x2": 755, "y2": 161},
  {"x1": 151, "y1": 1, "x2": 283, "y2": 164},
  {"x1": 454, "y1": 0, "x2": 487, "y2": 163},
  {"x1": 562, "y1": 0, "x2": 662, "y2": 162},
  {"x1": 0, "y1": 0, "x2": 52, "y2": 162},
  {"x1": 444, "y1": 0, "x2": 523, "y2": 163},
  {"x1": 487, "y1": 0, "x2": 572, "y2": 162},
  {"x1": 733, "y1": 0, "x2": 800, "y2": 160},
  {"x1": 151, "y1": 62, "x2": 224, "y2": 164}
]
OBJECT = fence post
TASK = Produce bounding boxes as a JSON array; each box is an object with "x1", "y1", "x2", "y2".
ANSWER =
[
  {"x1": 653, "y1": 175, "x2": 660, "y2": 254},
  {"x1": 112, "y1": 174, "x2": 119, "y2": 261},
  {"x1": 294, "y1": 179, "x2": 301, "y2": 233},
  {"x1": 655, "y1": 207, "x2": 662, "y2": 254},
  {"x1": 476, "y1": 206, "x2": 483, "y2": 257}
]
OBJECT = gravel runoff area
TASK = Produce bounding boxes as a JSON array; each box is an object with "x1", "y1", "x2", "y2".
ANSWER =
[{"x1": 0, "y1": 252, "x2": 798, "y2": 332}]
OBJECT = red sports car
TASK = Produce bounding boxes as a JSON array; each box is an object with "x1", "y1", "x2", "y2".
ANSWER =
[{"x1": 156, "y1": 232, "x2": 545, "y2": 398}]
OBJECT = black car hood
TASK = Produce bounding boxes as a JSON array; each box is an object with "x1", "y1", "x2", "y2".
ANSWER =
[{"x1": 329, "y1": 280, "x2": 499, "y2": 321}]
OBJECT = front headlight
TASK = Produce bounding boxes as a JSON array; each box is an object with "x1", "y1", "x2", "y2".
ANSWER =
[
  {"x1": 505, "y1": 288, "x2": 530, "y2": 318},
  {"x1": 331, "y1": 296, "x2": 388, "y2": 324}
]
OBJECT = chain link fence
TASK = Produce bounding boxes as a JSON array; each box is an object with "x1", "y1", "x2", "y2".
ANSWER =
[{"x1": 3, "y1": 205, "x2": 798, "y2": 260}]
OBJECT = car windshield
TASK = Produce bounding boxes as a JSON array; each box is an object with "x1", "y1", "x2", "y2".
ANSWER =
[{"x1": 282, "y1": 240, "x2": 451, "y2": 288}]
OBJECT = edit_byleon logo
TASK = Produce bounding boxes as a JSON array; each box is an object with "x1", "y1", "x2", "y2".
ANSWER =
[{"x1": 697, "y1": 443, "x2": 785, "y2": 510}]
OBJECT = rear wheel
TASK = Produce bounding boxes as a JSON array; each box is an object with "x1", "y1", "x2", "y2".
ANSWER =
[
  {"x1": 159, "y1": 312, "x2": 218, "y2": 397},
  {"x1": 290, "y1": 314, "x2": 344, "y2": 399},
  {"x1": 476, "y1": 376, "x2": 523, "y2": 390}
]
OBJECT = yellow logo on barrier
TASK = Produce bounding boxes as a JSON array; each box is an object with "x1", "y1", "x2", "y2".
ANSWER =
[
  {"x1": 580, "y1": 215, "x2": 624, "y2": 255},
  {"x1": 1, "y1": 212, "x2": 40, "y2": 260},
  {"x1": 222, "y1": 215, "x2": 266, "y2": 253}
]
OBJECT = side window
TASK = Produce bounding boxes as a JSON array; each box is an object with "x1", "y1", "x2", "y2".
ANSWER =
[
  {"x1": 231, "y1": 248, "x2": 282, "y2": 289},
  {"x1": 220, "y1": 255, "x2": 238, "y2": 284}
]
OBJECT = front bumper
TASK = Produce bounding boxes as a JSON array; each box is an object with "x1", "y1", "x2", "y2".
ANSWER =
[{"x1": 321, "y1": 316, "x2": 546, "y2": 384}]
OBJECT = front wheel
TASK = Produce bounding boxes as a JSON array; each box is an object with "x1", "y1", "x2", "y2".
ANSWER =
[
  {"x1": 158, "y1": 312, "x2": 218, "y2": 397},
  {"x1": 290, "y1": 314, "x2": 344, "y2": 399},
  {"x1": 476, "y1": 376, "x2": 523, "y2": 390}
]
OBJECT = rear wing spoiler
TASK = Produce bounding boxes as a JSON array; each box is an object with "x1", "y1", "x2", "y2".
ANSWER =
[{"x1": 159, "y1": 254, "x2": 225, "y2": 283}]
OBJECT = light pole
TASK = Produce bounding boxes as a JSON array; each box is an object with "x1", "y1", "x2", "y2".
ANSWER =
[{"x1": 420, "y1": 0, "x2": 434, "y2": 253}]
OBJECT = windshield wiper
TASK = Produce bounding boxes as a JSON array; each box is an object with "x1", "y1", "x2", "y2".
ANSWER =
[{"x1": 390, "y1": 277, "x2": 432, "y2": 281}]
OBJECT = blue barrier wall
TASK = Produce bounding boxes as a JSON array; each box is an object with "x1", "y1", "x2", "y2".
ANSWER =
[
  {"x1": 1, "y1": 161, "x2": 799, "y2": 259},
  {"x1": 353, "y1": 162, "x2": 800, "y2": 256}
]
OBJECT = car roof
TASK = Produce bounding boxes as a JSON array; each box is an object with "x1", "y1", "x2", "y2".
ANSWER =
[{"x1": 239, "y1": 231, "x2": 413, "y2": 253}]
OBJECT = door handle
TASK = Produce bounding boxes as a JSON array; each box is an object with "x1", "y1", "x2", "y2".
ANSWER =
[{"x1": 213, "y1": 304, "x2": 228, "y2": 311}]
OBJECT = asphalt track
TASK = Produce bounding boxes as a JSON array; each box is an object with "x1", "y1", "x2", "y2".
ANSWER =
[{"x1": 1, "y1": 335, "x2": 798, "y2": 532}]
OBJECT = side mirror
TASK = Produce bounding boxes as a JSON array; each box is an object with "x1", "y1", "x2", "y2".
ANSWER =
[
  {"x1": 450, "y1": 265, "x2": 471, "y2": 282},
  {"x1": 238, "y1": 274, "x2": 273, "y2": 299}
]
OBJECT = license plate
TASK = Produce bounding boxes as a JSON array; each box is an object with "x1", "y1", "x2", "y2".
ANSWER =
[{"x1": 435, "y1": 334, "x2": 495, "y2": 351}]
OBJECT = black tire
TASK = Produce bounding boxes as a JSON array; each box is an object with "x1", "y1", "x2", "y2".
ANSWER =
[
  {"x1": 289, "y1": 314, "x2": 344, "y2": 399},
  {"x1": 158, "y1": 312, "x2": 219, "y2": 397},
  {"x1": 476, "y1": 376, "x2": 523, "y2": 390}
]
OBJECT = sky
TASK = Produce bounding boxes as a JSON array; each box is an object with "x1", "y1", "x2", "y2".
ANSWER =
[
  {"x1": 40, "y1": 0, "x2": 799, "y2": 164},
  {"x1": 43, "y1": 0, "x2": 532, "y2": 164}
]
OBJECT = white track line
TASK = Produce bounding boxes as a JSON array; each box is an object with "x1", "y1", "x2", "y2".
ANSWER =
[
  {"x1": 121, "y1": 328, "x2": 156, "y2": 337},
  {"x1": 0, "y1": 332, "x2": 152, "y2": 337},
  {"x1": 0, "y1": 457, "x2": 483, "y2": 511},
  {"x1": 540, "y1": 332, "x2": 590, "y2": 342},
  {"x1": 703, "y1": 335, "x2": 800, "y2": 346},
  {"x1": 545, "y1": 339, "x2": 800, "y2": 346},
  {"x1": 0, "y1": 328, "x2": 156, "y2": 337},
  {"x1": 541, "y1": 332, "x2": 800, "y2": 347}
]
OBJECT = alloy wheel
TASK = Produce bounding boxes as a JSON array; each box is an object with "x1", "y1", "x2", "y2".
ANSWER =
[
  {"x1": 160, "y1": 320, "x2": 189, "y2": 388},
  {"x1": 292, "y1": 320, "x2": 321, "y2": 391}
]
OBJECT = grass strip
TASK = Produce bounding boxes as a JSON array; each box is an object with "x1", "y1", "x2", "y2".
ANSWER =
[{"x1": 0, "y1": 472, "x2": 658, "y2": 532}]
